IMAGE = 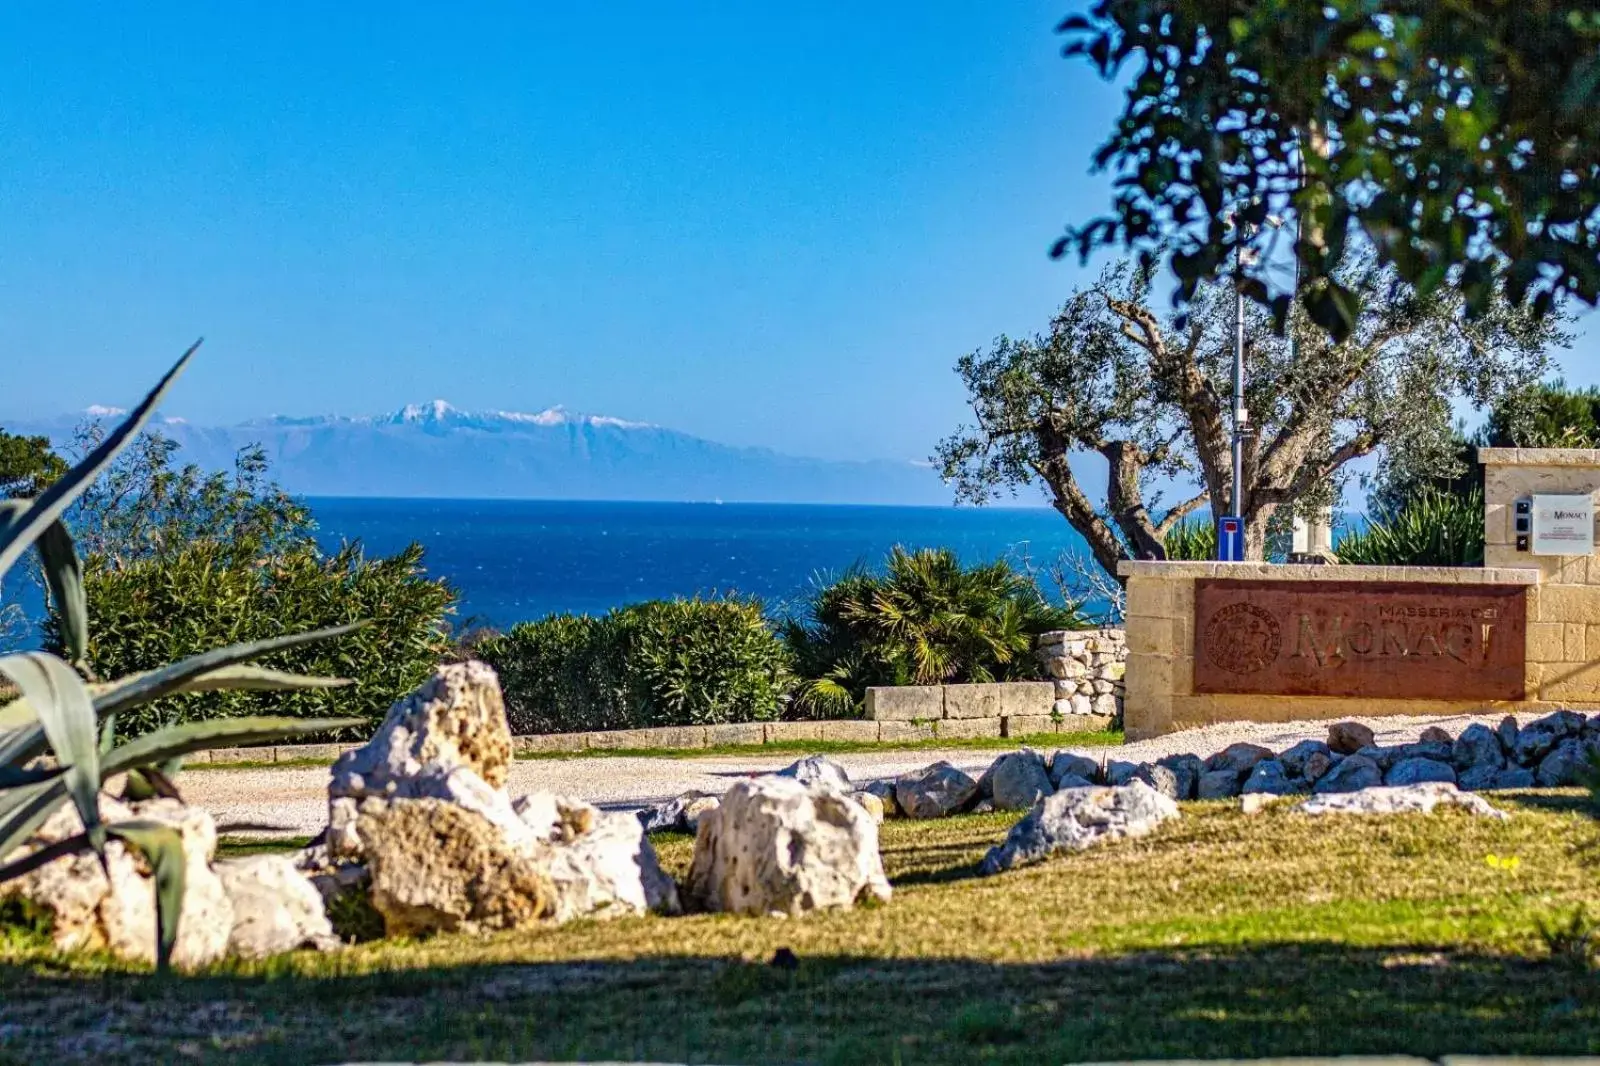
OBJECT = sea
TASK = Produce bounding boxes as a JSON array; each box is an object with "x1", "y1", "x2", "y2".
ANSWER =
[{"x1": 305, "y1": 498, "x2": 1099, "y2": 629}]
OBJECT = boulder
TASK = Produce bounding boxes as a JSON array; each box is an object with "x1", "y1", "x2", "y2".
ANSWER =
[
  {"x1": 1452, "y1": 723, "x2": 1505, "y2": 772},
  {"x1": 979, "y1": 781, "x2": 1179, "y2": 875},
  {"x1": 1104, "y1": 760, "x2": 1142, "y2": 787},
  {"x1": 1197, "y1": 768, "x2": 1244, "y2": 800},
  {"x1": 639, "y1": 790, "x2": 719, "y2": 835},
  {"x1": 215, "y1": 855, "x2": 338, "y2": 958},
  {"x1": 1536, "y1": 739, "x2": 1595, "y2": 788},
  {"x1": 1513, "y1": 719, "x2": 1565, "y2": 766},
  {"x1": 1206, "y1": 742, "x2": 1273, "y2": 775},
  {"x1": 1533, "y1": 709, "x2": 1588, "y2": 738},
  {"x1": 1327, "y1": 721, "x2": 1375, "y2": 755},
  {"x1": 1493, "y1": 766, "x2": 1537, "y2": 789},
  {"x1": 327, "y1": 662, "x2": 527, "y2": 859},
  {"x1": 1394, "y1": 740, "x2": 1453, "y2": 764},
  {"x1": 1302, "y1": 751, "x2": 1335, "y2": 783},
  {"x1": 1049, "y1": 752, "x2": 1101, "y2": 788},
  {"x1": 852, "y1": 791, "x2": 886, "y2": 824},
  {"x1": 861, "y1": 780, "x2": 900, "y2": 817},
  {"x1": 773, "y1": 754, "x2": 853, "y2": 794},
  {"x1": 1298, "y1": 782, "x2": 1507, "y2": 820},
  {"x1": 1312, "y1": 754, "x2": 1382, "y2": 794},
  {"x1": 1133, "y1": 763, "x2": 1181, "y2": 801},
  {"x1": 1457, "y1": 763, "x2": 1502, "y2": 792},
  {"x1": 685, "y1": 776, "x2": 891, "y2": 916},
  {"x1": 1241, "y1": 759, "x2": 1301, "y2": 796},
  {"x1": 532, "y1": 799, "x2": 683, "y2": 922},
  {"x1": 1155, "y1": 754, "x2": 1203, "y2": 801},
  {"x1": 1385, "y1": 757, "x2": 1456, "y2": 787},
  {"x1": 358, "y1": 799, "x2": 555, "y2": 937},
  {"x1": 1419, "y1": 725, "x2": 1454, "y2": 745},
  {"x1": 1, "y1": 796, "x2": 233, "y2": 969},
  {"x1": 894, "y1": 761, "x2": 979, "y2": 819},
  {"x1": 1496, "y1": 716, "x2": 1520, "y2": 755},
  {"x1": 1052, "y1": 772, "x2": 1096, "y2": 790},
  {"x1": 1278, "y1": 740, "x2": 1332, "y2": 778},
  {"x1": 989, "y1": 750, "x2": 1054, "y2": 811},
  {"x1": 1355, "y1": 745, "x2": 1405, "y2": 771}
]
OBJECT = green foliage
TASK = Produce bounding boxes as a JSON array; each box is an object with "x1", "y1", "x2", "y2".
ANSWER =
[
  {"x1": 1162, "y1": 519, "x2": 1215, "y2": 561},
  {"x1": 26, "y1": 419, "x2": 455, "y2": 737},
  {"x1": 58, "y1": 540, "x2": 453, "y2": 736},
  {"x1": 0, "y1": 345, "x2": 362, "y2": 971},
  {"x1": 780, "y1": 547, "x2": 1082, "y2": 718},
  {"x1": 475, "y1": 595, "x2": 790, "y2": 735},
  {"x1": 0, "y1": 429, "x2": 68, "y2": 500},
  {"x1": 1485, "y1": 379, "x2": 1600, "y2": 450},
  {"x1": 1335, "y1": 488, "x2": 1485, "y2": 568},
  {"x1": 1056, "y1": 2, "x2": 1600, "y2": 338}
]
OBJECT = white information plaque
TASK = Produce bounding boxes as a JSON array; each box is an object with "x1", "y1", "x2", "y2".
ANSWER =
[{"x1": 1531, "y1": 494, "x2": 1596, "y2": 556}]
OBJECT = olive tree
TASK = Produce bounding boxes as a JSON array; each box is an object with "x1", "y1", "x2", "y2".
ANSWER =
[
  {"x1": 937, "y1": 259, "x2": 1564, "y2": 578},
  {"x1": 1055, "y1": 1, "x2": 1600, "y2": 339}
]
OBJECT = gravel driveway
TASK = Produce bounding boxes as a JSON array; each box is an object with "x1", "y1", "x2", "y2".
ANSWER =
[{"x1": 182, "y1": 710, "x2": 1534, "y2": 838}]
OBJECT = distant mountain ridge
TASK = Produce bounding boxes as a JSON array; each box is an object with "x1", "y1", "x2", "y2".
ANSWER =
[{"x1": 6, "y1": 400, "x2": 949, "y2": 505}]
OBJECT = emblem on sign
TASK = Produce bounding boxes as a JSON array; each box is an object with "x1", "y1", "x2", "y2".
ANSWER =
[{"x1": 1203, "y1": 603, "x2": 1282, "y2": 674}]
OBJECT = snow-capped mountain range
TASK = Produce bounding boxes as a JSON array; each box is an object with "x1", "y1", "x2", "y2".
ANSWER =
[{"x1": 6, "y1": 400, "x2": 948, "y2": 504}]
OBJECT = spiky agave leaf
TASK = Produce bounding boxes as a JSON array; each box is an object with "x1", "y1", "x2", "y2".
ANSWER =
[{"x1": 0, "y1": 653, "x2": 102, "y2": 856}]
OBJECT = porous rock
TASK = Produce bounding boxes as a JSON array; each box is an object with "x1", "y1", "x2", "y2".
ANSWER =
[
  {"x1": 1133, "y1": 762, "x2": 1181, "y2": 801},
  {"x1": 532, "y1": 798, "x2": 682, "y2": 922},
  {"x1": 1104, "y1": 760, "x2": 1142, "y2": 787},
  {"x1": 640, "y1": 790, "x2": 720, "y2": 835},
  {"x1": 979, "y1": 781, "x2": 1179, "y2": 875},
  {"x1": 862, "y1": 779, "x2": 900, "y2": 817},
  {"x1": 685, "y1": 776, "x2": 891, "y2": 916},
  {"x1": 894, "y1": 761, "x2": 979, "y2": 819},
  {"x1": 1327, "y1": 721, "x2": 1375, "y2": 755},
  {"x1": 1496, "y1": 716, "x2": 1519, "y2": 755},
  {"x1": 989, "y1": 749, "x2": 1054, "y2": 811},
  {"x1": 1313, "y1": 753, "x2": 1382, "y2": 794},
  {"x1": 1, "y1": 796, "x2": 233, "y2": 969},
  {"x1": 358, "y1": 799, "x2": 556, "y2": 936},
  {"x1": 215, "y1": 854, "x2": 338, "y2": 958},
  {"x1": 1419, "y1": 725, "x2": 1454, "y2": 745},
  {"x1": 1298, "y1": 782, "x2": 1507, "y2": 820},
  {"x1": 852, "y1": 791, "x2": 887, "y2": 824}
]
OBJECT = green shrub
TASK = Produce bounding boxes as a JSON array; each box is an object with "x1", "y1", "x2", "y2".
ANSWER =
[
  {"x1": 1163, "y1": 518, "x2": 1217, "y2": 560},
  {"x1": 57, "y1": 539, "x2": 454, "y2": 736},
  {"x1": 475, "y1": 595, "x2": 790, "y2": 735},
  {"x1": 780, "y1": 546, "x2": 1083, "y2": 718},
  {"x1": 1335, "y1": 487, "x2": 1485, "y2": 567}
]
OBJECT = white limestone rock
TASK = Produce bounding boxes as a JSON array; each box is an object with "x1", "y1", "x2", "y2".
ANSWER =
[
  {"x1": 685, "y1": 776, "x2": 891, "y2": 917},
  {"x1": 980, "y1": 781, "x2": 1179, "y2": 875},
  {"x1": 215, "y1": 854, "x2": 338, "y2": 958},
  {"x1": 1297, "y1": 782, "x2": 1507, "y2": 820}
]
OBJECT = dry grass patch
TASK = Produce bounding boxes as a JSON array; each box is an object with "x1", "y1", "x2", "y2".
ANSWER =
[{"x1": 4, "y1": 791, "x2": 1600, "y2": 1064}]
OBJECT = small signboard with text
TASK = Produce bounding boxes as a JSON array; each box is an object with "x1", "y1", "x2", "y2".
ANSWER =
[{"x1": 1530, "y1": 494, "x2": 1596, "y2": 556}]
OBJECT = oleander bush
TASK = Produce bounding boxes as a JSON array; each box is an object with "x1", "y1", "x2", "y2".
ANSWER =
[
  {"x1": 474, "y1": 595, "x2": 790, "y2": 734},
  {"x1": 35, "y1": 430, "x2": 455, "y2": 736},
  {"x1": 1335, "y1": 487, "x2": 1485, "y2": 567},
  {"x1": 780, "y1": 546, "x2": 1082, "y2": 718}
]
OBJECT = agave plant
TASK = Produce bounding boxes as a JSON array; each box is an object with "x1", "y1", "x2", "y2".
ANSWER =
[
  {"x1": 1335, "y1": 487, "x2": 1485, "y2": 567},
  {"x1": 0, "y1": 342, "x2": 362, "y2": 969}
]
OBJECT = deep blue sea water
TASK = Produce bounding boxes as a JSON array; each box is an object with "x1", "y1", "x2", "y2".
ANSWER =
[{"x1": 305, "y1": 498, "x2": 1095, "y2": 628}]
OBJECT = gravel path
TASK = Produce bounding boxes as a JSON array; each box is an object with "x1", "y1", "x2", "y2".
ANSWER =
[{"x1": 183, "y1": 710, "x2": 1533, "y2": 838}]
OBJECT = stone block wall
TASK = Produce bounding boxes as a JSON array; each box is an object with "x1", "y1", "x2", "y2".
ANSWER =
[{"x1": 1036, "y1": 628, "x2": 1126, "y2": 727}]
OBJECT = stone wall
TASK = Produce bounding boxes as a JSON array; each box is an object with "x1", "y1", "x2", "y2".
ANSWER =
[{"x1": 1036, "y1": 627, "x2": 1126, "y2": 727}]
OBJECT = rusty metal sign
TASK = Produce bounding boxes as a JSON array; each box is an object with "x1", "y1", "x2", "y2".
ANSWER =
[{"x1": 1193, "y1": 579, "x2": 1528, "y2": 699}]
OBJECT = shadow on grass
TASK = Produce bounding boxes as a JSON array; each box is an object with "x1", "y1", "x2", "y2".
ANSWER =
[{"x1": 1, "y1": 942, "x2": 1595, "y2": 1065}]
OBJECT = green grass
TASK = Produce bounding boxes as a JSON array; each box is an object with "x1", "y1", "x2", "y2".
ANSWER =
[
  {"x1": 181, "y1": 730, "x2": 1125, "y2": 770},
  {"x1": 5, "y1": 792, "x2": 1600, "y2": 1063}
]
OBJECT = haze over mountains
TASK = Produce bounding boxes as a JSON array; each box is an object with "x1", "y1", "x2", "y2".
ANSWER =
[{"x1": 7, "y1": 400, "x2": 953, "y2": 505}]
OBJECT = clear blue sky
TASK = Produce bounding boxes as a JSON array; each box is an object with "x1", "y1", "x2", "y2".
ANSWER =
[{"x1": 0, "y1": 2, "x2": 1593, "y2": 464}]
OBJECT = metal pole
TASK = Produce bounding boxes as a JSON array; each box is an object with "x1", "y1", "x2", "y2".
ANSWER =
[{"x1": 1230, "y1": 237, "x2": 1247, "y2": 523}]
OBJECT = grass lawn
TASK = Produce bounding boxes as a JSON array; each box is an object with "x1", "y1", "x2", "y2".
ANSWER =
[{"x1": 4, "y1": 791, "x2": 1600, "y2": 1063}]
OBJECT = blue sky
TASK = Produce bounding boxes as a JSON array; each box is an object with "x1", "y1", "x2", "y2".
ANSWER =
[{"x1": 0, "y1": 2, "x2": 1594, "y2": 465}]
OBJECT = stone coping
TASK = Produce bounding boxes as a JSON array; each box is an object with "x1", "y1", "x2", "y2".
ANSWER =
[
  {"x1": 186, "y1": 713, "x2": 1117, "y2": 764},
  {"x1": 1117, "y1": 561, "x2": 1541, "y2": 585},
  {"x1": 1478, "y1": 446, "x2": 1600, "y2": 467}
]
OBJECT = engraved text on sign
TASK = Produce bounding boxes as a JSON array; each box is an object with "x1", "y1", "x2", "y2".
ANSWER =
[{"x1": 1193, "y1": 580, "x2": 1528, "y2": 699}]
